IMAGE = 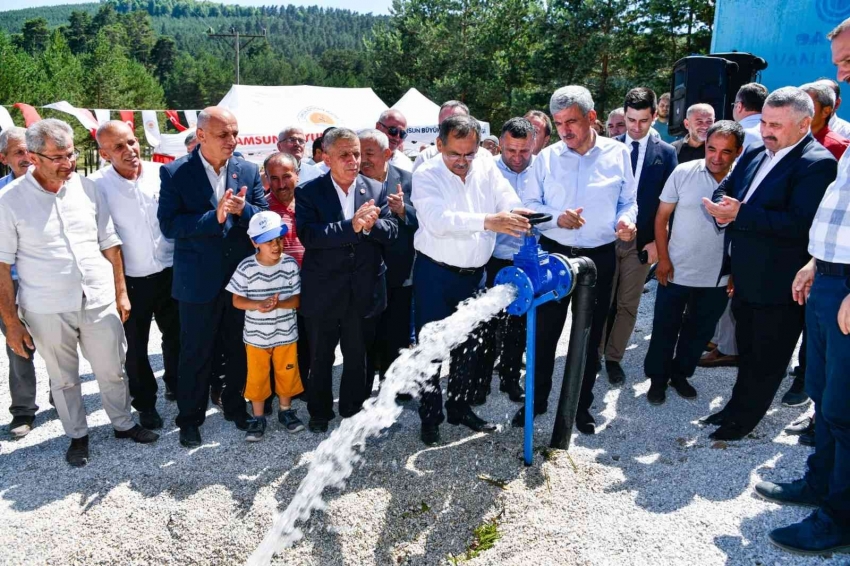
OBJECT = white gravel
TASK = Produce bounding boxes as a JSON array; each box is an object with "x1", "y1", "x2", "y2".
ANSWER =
[{"x1": 0, "y1": 280, "x2": 842, "y2": 566}]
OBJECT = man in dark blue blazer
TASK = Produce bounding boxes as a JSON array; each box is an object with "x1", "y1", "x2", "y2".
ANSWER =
[
  {"x1": 296, "y1": 128, "x2": 398, "y2": 432},
  {"x1": 702, "y1": 87, "x2": 838, "y2": 440},
  {"x1": 157, "y1": 107, "x2": 268, "y2": 447},
  {"x1": 604, "y1": 88, "x2": 678, "y2": 385},
  {"x1": 358, "y1": 129, "x2": 418, "y2": 394}
]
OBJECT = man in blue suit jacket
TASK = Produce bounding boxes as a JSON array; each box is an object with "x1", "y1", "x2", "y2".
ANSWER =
[
  {"x1": 157, "y1": 107, "x2": 268, "y2": 447},
  {"x1": 358, "y1": 129, "x2": 418, "y2": 394},
  {"x1": 702, "y1": 88, "x2": 838, "y2": 441},
  {"x1": 604, "y1": 88, "x2": 678, "y2": 385},
  {"x1": 296, "y1": 128, "x2": 398, "y2": 432}
]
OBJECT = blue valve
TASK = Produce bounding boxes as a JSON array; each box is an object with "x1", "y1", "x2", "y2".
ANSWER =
[{"x1": 494, "y1": 212, "x2": 588, "y2": 466}]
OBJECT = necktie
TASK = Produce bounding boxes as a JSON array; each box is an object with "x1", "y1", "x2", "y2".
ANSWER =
[{"x1": 630, "y1": 141, "x2": 640, "y2": 174}]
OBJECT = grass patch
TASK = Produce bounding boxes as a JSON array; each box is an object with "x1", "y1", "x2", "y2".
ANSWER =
[{"x1": 447, "y1": 508, "x2": 504, "y2": 564}]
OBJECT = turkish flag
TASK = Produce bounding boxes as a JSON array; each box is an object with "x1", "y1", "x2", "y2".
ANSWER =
[
  {"x1": 165, "y1": 110, "x2": 187, "y2": 132},
  {"x1": 13, "y1": 103, "x2": 41, "y2": 126},
  {"x1": 120, "y1": 110, "x2": 134, "y2": 131}
]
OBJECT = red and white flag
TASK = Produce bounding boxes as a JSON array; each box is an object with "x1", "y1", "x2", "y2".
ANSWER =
[
  {"x1": 142, "y1": 110, "x2": 161, "y2": 148},
  {"x1": 43, "y1": 101, "x2": 98, "y2": 137}
]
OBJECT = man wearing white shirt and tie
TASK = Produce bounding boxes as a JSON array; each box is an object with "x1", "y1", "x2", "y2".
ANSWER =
[
  {"x1": 517, "y1": 85, "x2": 638, "y2": 435},
  {"x1": 412, "y1": 115, "x2": 532, "y2": 446},
  {"x1": 90, "y1": 121, "x2": 180, "y2": 431}
]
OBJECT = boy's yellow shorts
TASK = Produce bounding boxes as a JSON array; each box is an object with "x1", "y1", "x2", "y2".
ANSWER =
[{"x1": 244, "y1": 342, "x2": 304, "y2": 402}]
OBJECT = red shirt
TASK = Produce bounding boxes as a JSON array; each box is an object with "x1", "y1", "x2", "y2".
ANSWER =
[
  {"x1": 267, "y1": 192, "x2": 305, "y2": 266},
  {"x1": 813, "y1": 125, "x2": 850, "y2": 160}
]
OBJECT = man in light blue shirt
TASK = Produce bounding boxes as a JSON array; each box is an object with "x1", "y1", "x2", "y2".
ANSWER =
[
  {"x1": 733, "y1": 82, "x2": 768, "y2": 150},
  {"x1": 0, "y1": 127, "x2": 38, "y2": 438},
  {"x1": 516, "y1": 85, "x2": 637, "y2": 435},
  {"x1": 477, "y1": 117, "x2": 537, "y2": 404}
]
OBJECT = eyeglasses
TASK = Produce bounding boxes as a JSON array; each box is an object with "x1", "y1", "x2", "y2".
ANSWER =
[
  {"x1": 32, "y1": 150, "x2": 79, "y2": 164},
  {"x1": 445, "y1": 151, "x2": 477, "y2": 162},
  {"x1": 280, "y1": 137, "x2": 307, "y2": 146},
  {"x1": 378, "y1": 123, "x2": 408, "y2": 140}
]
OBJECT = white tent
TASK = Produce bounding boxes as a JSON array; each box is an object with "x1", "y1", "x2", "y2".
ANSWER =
[
  {"x1": 218, "y1": 85, "x2": 389, "y2": 162},
  {"x1": 391, "y1": 88, "x2": 489, "y2": 148}
]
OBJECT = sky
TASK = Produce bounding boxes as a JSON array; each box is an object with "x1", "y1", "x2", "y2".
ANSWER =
[{"x1": 0, "y1": 0, "x2": 394, "y2": 15}]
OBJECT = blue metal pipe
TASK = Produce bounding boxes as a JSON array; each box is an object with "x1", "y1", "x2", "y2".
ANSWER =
[{"x1": 523, "y1": 306, "x2": 536, "y2": 465}]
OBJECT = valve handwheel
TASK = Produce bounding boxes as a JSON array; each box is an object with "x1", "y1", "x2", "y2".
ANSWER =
[{"x1": 518, "y1": 211, "x2": 552, "y2": 226}]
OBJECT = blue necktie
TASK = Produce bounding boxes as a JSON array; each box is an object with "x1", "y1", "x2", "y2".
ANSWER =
[{"x1": 630, "y1": 141, "x2": 640, "y2": 174}]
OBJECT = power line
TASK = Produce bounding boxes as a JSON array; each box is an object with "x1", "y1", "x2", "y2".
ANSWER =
[{"x1": 207, "y1": 26, "x2": 267, "y2": 85}]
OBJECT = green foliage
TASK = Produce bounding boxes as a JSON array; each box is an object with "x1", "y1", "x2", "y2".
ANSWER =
[
  {"x1": 0, "y1": 0, "x2": 714, "y2": 135},
  {"x1": 367, "y1": 0, "x2": 715, "y2": 129},
  {"x1": 0, "y1": 1, "x2": 385, "y2": 111}
]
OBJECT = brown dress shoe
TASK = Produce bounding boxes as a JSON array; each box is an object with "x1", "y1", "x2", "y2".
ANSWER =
[{"x1": 698, "y1": 348, "x2": 739, "y2": 368}]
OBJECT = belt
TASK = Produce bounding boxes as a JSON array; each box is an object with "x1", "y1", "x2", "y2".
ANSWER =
[
  {"x1": 541, "y1": 237, "x2": 616, "y2": 257},
  {"x1": 420, "y1": 253, "x2": 484, "y2": 276},
  {"x1": 815, "y1": 259, "x2": 850, "y2": 277}
]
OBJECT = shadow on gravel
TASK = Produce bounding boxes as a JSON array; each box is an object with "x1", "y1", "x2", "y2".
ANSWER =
[{"x1": 263, "y1": 400, "x2": 543, "y2": 566}]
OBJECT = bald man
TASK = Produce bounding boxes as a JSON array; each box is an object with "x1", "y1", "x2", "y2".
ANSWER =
[
  {"x1": 90, "y1": 121, "x2": 179, "y2": 430},
  {"x1": 376, "y1": 109, "x2": 413, "y2": 172},
  {"x1": 157, "y1": 106, "x2": 268, "y2": 447}
]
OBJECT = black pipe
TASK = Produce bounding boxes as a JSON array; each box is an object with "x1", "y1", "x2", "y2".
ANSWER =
[{"x1": 550, "y1": 256, "x2": 597, "y2": 450}]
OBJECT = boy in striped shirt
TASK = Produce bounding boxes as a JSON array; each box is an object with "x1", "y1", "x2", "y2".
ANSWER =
[{"x1": 227, "y1": 211, "x2": 304, "y2": 441}]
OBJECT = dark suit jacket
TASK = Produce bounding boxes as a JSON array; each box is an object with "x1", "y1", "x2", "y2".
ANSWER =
[
  {"x1": 616, "y1": 134, "x2": 678, "y2": 250},
  {"x1": 296, "y1": 172, "x2": 398, "y2": 320},
  {"x1": 157, "y1": 147, "x2": 268, "y2": 303},
  {"x1": 383, "y1": 165, "x2": 418, "y2": 288},
  {"x1": 712, "y1": 134, "x2": 837, "y2": 305}
]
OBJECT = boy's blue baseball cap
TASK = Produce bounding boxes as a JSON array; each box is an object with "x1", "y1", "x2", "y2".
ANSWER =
[{"x1": 247, "y1": 211, "x2": 288, "y2": 244}]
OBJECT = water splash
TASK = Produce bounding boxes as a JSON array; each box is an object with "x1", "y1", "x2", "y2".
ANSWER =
[{"x1": 246, "y1": 284, "x2": 516, "y2": 566}]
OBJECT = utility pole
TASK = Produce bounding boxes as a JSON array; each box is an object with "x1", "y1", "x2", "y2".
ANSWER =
[{"x1": 207, "y1": 26, "x2": 267, "y2": 85}]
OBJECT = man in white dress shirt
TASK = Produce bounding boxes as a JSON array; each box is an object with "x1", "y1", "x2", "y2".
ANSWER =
[
  {"x1": 90, "y1": 121, "x2": 180, "y2": 430},
  {"x1": 518, "y1": 85, "x2": 638, "y2": 435},
  {"x1": 277, "y1": 126, "x2": 323, "y2": 184},
  {"x1": 375, "y1": 109, "x2": 413, "y2": 172},
  {"x1": 0, "y1": 119, "x2": 158, "y2": 467},
  {"x1": 412, "y1": 115, "x2": 531, "y2": 446}
]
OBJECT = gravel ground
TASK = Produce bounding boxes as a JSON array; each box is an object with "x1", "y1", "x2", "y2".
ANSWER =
[{"x1": 0, "y1": 281, "x2": 843, "y2": 566}]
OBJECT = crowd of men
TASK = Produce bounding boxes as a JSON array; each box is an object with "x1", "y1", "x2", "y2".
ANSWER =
[{"x1": 1, "y1": 16, "x2": 849, "y2": 556}]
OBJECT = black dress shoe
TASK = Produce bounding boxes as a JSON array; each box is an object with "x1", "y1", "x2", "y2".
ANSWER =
[
  {"x1": 138, "y1": 409, "x2": 164, "y2": 430},
  {"x1": 8, "y1": 415, "x2": 35, "y2": 439},
  {"x1": 224, "y1": 411, "x2": 252, "y2": 431},
  {"x1": 670, "y1": 377, "x2": 697, "y2": 399},
  {"x1": 420, "y1": 424, "x2": 440, "y2": 446},
  {"x1": 447, "y1": 408, "x2": 497, "y2": 433},
  {"x1": 698, "y1": 409, "x2": 730, "y2": 427},
  {"x1": 179, "y1": 426, "x2": 201, "y2": 448},
  {"x1": 66, "y1": 435, "x2": 89, "y2": 467},
  {"x1": 755, "y1": 479, "x2": 821, "y2": 507},
  {"x1": 308, "y1": 418, "x2": 329, "y2": 433},
  {"x1": 647, "y1": 381, "x2": 667, "y2": 405},
  {"x1": 799, "y1": 429, "x2": 816, "y2": 447},
  {"x1": 575, "y1": 411, "x2": 596, "y2": 435},
  {"x1": 500, "y1": 382, "x2": 525, "y2": 403},
  {"x1": 785, "y1": 415, "x2": 814, "y2": 435},
  {"x1": 709, "y1": 422, "x2": 749, "y2": 441},
  {"x1": 115, "y1": 424, "x2": 160, "y2": 444},
  {"x1": 605, "y1": 361, "x2": 626, "y2": 385},
  {"x1": 511, "y1": 406, "x2": 545, "y2": 427},
  {"x1": 781, "y1": 376, "x2": 810, "y2": 407}
]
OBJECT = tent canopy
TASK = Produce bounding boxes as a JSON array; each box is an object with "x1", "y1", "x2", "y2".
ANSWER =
[
  {"x1": 218, "y1": 84, "x2": 389, "y2": 161},
  {"x1": 391, "y1": 88, "x2": 489, "y2": 147}
]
